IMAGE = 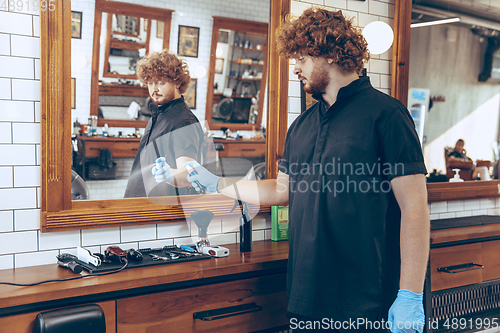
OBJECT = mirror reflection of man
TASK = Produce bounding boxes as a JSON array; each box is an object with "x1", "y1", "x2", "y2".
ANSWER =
[
  {"x1": 124, "y1": 50, "x2": 204, "y2": 198},
  {"x1": 447, "y1": 139, "x2": 472, "y2": 162},
  {"x1": 184, "y1": 8, "x2": 429, "y2": 333}
]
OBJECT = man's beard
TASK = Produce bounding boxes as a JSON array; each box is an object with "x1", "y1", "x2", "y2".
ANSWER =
[
  {"x1": 303, "y1": 66, "x2": 329, "y2": 95},
  {"x1": 151, "y1": 91, "x2": 176, "y2": 106}
]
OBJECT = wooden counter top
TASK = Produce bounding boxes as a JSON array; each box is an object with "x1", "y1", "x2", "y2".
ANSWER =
[
  {"x1": 0, "y1": 240, "x2": 289, "y2": 316},
  {"x1": 78, "y1": 136, "x2": 141, "y2": 142},
  {"x1": 212, "y1": 138, "x2": 266, "y2": 143},
  {"x1": 430, "y1": 215, "x2": 500, "y2": 246}
]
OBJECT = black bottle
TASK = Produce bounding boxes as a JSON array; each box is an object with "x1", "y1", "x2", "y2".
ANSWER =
[{"x1": 231, "y1": 200, "x2": 252, "y2": 252}]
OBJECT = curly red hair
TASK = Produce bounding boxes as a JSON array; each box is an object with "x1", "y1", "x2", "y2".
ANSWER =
[
  {"x1": 136, "y1": 50, "x2": 191, "y2": 94},
  {"x1": 277, "y1": 7, "x2": 369, "y2": 73}
]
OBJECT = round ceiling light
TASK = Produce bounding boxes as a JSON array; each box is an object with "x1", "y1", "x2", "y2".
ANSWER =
[{"x1": 362, "y1": 21, "x2": 394, "y2": 55}]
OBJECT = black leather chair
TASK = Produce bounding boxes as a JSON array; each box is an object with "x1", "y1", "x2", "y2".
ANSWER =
[
  {"x1": 33, "y1": 304, "x2": 105, "y2": 333},
  {"x1": 71, "y1": 170, "x2": 89, "y2": 200}
]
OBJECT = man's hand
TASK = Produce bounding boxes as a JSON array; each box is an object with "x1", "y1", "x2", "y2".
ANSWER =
[
  {"x1": 184, "y1": 161, "x2": 221, "y2": 193},
  {"x1": 151, "y1": 157, "x2": 174, "y2": 183},
  {"x1": 388, "y1": 289, "x2": 425, "y2": 333}
]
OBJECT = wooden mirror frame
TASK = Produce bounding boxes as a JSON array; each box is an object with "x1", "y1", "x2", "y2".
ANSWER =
[
  {"x1": 90, "y1": 0, "x2": 173, "y2": 128},
  {"x1": 40, "y1": 0, "x2": 289, "y2": 232},
  {"x1": 44, "y1": 0, "x2": 486, "y2": 232},
  {"x1": 392, "y1": 1, "x2": 500, "y2": 202},
  {"x1": 205, "y1": 17, "x2": 268, "y2": 131}
]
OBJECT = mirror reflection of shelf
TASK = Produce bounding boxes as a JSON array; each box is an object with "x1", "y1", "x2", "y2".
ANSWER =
[
  {"x1": 99, "y1": 84, "x2": 148, "y2": 97},
  {"x1": 207, "y1": 17, "x2": 268, "y2": 130},
  {"x1": 227, "y1": 76, "x2": 262, "y2": 81},
  {"x1": 232, "y1": 45, "x2": 266, "y2": 52},
  {"x1": 230, "y1": 60, "x2": 263, "y2": 66},
  {"x1": 110, "y1": 39, "x2": 146, "y2": 51}
]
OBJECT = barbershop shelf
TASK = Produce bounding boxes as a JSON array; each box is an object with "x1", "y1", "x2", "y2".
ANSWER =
[
  {"x1": 0, "y1": 240, "x2": 288, "y2": 316},
  {"x1": 227, "y1": 76, "x2": 262, "y2": 81},
  {"x1": 211, "y1": 139, "x2": 266, "y2": 158},
  {"x1": 230, "y1": 61, "x2": 264, "y2": 66},
  {"x1": 231, "y1": 45, "x2": 266, "y2": 52},
  {"x1": 98, "y1": 84, "x2": 149, "y2": 97},
  {"x1": 110, "y1": 39, "x2": 146, "y2": 51}
]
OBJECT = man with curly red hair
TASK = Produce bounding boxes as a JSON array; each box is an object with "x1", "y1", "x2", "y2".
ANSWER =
[
  {"x1": 124, "y1": 50, "x2": 204, "y2": 198},
  {"x1": 185, "y1": 8, "x2": 429, "y2": 332}
]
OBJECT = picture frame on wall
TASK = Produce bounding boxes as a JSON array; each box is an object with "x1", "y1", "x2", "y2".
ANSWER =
[
  {"x1": 215, "y1": 58, "x2": 224, "y2": 74},
  {"x1": 184, "y1": 79, "x2": 197, "y2": 109},
  {"x1": 71, "y1": 11, "x2": 82, "y2": 39},
  {"x1": 71, "y1": 78, "x2": 76, "y2": 109},
  {"x1": 177, "y1": 25, "x2": 200, "y2": 58}
]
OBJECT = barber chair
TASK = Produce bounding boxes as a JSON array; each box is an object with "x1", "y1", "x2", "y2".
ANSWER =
[
  {"x1": 71, "y1": 170, "x2": 89, "y2": 200},
  {"x1": 444, "y1": 147, "x2": 473, "y2": 180},
  {"x1": 33, "y1": 304, "x2": 105, "y2": 333},
  {"x1": 243, "y1": 162, "x2": 266, "y2": 181}
]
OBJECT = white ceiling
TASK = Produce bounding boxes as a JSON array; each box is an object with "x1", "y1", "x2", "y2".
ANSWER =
[{"x1": 413, "y1": 0, "x2": 500, "y2": 31}]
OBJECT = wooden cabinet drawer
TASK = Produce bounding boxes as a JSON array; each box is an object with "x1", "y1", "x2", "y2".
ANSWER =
[
  {"x1": 218, "y1": 143, "x2": 266, "y2": 157},
  {"x1": 480, "y1": 239, "x2": 500, "y2": 282},
  {"x1": 116, "y1": 273, "x2": 288, "y2": 333},
  {"x1": 0, "y1": 300, "x2": 116, "y2": 333},
  {"x1": 84, "y1": 141, "x2": 139, "y2": 158},
  {"x1": 111, "y1": 142, "x2": 139, "y2": 157},
  {"x1": 431, "y1": 239, "x2": 500, "y2": 292},
  {"x1": 431, "y1": 243, "x2": 484, "y2": 292}
]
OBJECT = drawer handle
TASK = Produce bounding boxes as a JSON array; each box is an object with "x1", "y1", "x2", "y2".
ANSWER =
[
  {"x1": 193, "y1": 302, "x2": 262, "y2": 321},
  {"x1": 437, "y1": 262, "x2": 484, "y2": 274}
]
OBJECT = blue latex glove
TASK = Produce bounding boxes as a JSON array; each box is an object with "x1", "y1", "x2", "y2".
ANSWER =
[
  {"x1": 151, "y1": 157, "x2": 174, "y2": 183},
  {"x1": 388, "y1": 289, "x2": 425, "y2": 333},
  {"x1": 184, "y1": 161, "x2": 220, "y2": 193}
]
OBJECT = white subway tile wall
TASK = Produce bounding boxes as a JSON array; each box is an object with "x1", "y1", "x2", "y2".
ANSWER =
[
  {"x1": 0, "y1": 167, "x2": 13, "y2": 188},
  {"x1": 0, "y1": 78, "x2": 11, "y2": 100},
  {"x1": 0, "y1": 0, "x2": 487, "y2": 270},
  {"x1": 288, "y1": 0, "x2": 394, "y2": 122},
  {"x1": 0, "y1": 33, "x2": 10, "y2": 55},
  {"x1": 14, "y1": 209, "x2": 40, "y2": 231},
  {"x1": 15, "y1": 250, "x2": 59, "y2": 268},
  {"x1": 0, "y1": 210, "x2": 13, "y2": 232}
]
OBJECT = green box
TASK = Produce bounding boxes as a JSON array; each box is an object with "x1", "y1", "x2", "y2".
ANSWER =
[{"x1": 271, "y1": 206, "x2": 289, "y2": 241}]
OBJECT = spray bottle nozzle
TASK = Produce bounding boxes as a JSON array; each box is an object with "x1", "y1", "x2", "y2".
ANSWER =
[{"x1": 230, "y1": 200, "x2": 249, "y2": 215}]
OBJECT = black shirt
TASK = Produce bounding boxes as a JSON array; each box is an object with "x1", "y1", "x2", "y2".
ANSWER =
[
  {"x1": 279, "y1": 77, "x2": 427, "y2": 323},
  {"x1": 448, "y1": 151, "x2": 467, "y2": 159},
  {"x1": 124, "y1": 96, "x2": 204, "y2": 198}
]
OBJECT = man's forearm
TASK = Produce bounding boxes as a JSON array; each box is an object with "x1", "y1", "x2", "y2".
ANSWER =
[
  {"x1": 399, "y1": 204, "x2": 430, "y2": 293},
  {"x1": 217, "y1": 178, "x2": 288, "y2": 206}
]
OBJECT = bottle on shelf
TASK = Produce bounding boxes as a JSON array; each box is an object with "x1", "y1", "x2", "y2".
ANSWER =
[{"x1": 73, "y1": 118, "x2": 81, "y2": 136}]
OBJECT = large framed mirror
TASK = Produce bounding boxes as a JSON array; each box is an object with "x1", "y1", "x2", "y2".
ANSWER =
[
  {"x1": 393, "y1": 0, "x2": 500, "y2": 202},
  {"x1": 41, "y1": 0, "x2": 289, "y2": 232},
  {"x1": 89, "y1": 0, "x2": 173, "y2": 128},
  {"x1": 205, "y1": 17, "x2": 268, "y2": 131}
]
